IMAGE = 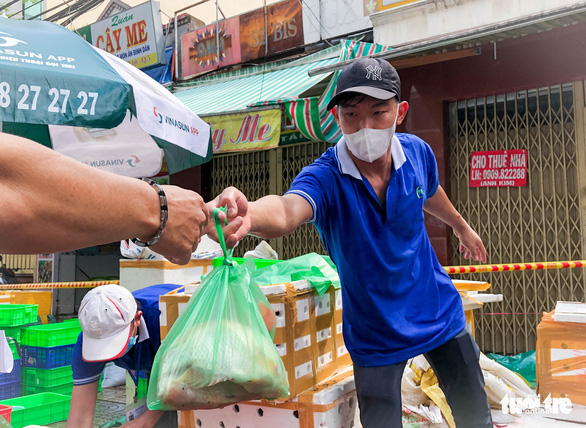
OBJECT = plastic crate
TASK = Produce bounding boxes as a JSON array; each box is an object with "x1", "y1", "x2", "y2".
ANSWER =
[
  {"x1": 21, "y1": 378, "x2": 102, "y2": 396},
  {"x1": 0, "y1": 359, "x2": 20, "y2": 384},
  {"x1": 3, "y1": 326, "x2": 21, "y2": 343},
  {"x1": 0, "y1": 404, "x2": 11, "y2": 424},
  {"x1": 20, "y1": 322, "x2": 81, "y2": 347},
  {"x1": 0, "y1": 392, "x2": 70, "y2": 428},
  {"x1": 9, "y1": 291, "x2": 53, "y2": 325},
  {"x1": 21, "y1": 382, "x2": 73, "y2": 396},
  {"x1": 21, "y1": 365, "x2": 72, "y2": 387},
  {"x1": 0, "y1": 380, "x2": 20, "y2": 400},
  {"x1": 0, "y1": 305, "x2": 38, "y2": 327},
  {"x1": 21, "y1": 344, "x2": 74, "y2": 369}
]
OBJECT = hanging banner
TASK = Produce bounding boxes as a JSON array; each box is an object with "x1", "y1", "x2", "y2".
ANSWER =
[
  {"x1": 206, "y1": 109, "x2": 281, "y2": 153},
  {"x1": 182, "y1": 16, "x2": 241, "y2": 79},
  {"x1": 90, "y1": 1, "x2": 165, "y2": 69},
  {"x1": 469, "y1": 149, "x2": 528, "y2": 187}
]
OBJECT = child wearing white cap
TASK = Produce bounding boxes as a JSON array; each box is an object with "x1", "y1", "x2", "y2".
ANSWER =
[{"x1": 67, "y1": 283, "x2": 180, "y2": 428}]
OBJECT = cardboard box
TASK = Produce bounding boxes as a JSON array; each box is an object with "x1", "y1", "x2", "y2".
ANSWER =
[
  {"x1": 159, "y1": 291, "x2": 191, "y2": 341},
  {"x1": 119, "y1": 259, "x2": 212, "y2": 292},
  {"x1": 537, "y1": 311, "x2": 586, "y2": 406},
  {"x1": 177, "y1": 368, "x2": 357, "y2": 428},
  {"x1": 159, "y1": 280, "x2": 352, "y2": 399}
]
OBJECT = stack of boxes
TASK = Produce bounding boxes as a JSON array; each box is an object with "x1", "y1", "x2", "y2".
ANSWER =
[
  {"x1": 0, "y1": 300, "x2": 76, "y2": 427},
  {"x1": 0, "y1": 304, "x2": 38, "y2": 400},
  {"x1": 159, "y1": 278, "x2": 357, "y2": 428},
  {"x1": 19, "y1": 320, "x2": 82, "y2": 396}
]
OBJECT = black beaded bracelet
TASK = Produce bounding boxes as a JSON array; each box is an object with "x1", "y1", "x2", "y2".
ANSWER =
[{"x1": 131, "y1": 178, "x2": 168, "y2": 247}]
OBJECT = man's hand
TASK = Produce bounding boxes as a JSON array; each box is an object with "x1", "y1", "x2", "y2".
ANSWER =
[
  {"x1": 454, "y1": 225, "x2": 487, "y2": 263},
  {"x1": 150, "y1": 185, "x2": 209, "y2": 265},
  {"x1": 206, "y1": 186, "x2": 250, "y2": 249}
]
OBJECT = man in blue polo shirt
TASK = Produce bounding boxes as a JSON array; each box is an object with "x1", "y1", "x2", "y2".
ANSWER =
[
  {"x1": 211, "y1": 58, "x2": 492, "y2": 427},
  {"x1": 67, "y1": 283, "x2": 179, "y2": 428}
]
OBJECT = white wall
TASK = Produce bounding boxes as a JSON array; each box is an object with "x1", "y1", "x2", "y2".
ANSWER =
[
  {"x1": 371, "y1": 0, "x2": 585, "y2": 47},
  {"x1": 302, "y1": 0, "x2": 372, "y2": 45}
]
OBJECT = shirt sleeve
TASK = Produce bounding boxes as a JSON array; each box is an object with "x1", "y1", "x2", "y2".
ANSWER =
[
  {"x1": 72, "y1": 333, "x2": 106, "y2": 385},
  {"x1": 423, "y1": 141, "x2": 439, "y2": 200},
  {"x1": 285, "y1": 161, "x2": 333, "y2": 229}
]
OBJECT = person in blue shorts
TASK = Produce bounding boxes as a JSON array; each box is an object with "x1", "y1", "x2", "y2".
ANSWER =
[
  {"x1": 67, "y1": 283, "x2": 180, "y2": 428},
  {"x1": 211, "y1": 58, "x2": 493, "y2": 427}
]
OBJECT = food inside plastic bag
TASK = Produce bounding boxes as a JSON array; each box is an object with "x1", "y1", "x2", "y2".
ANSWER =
[
  {"x1": 147, "y1": 209, "x2": 289, "y2": 410},
  {"x1": 156, "y1": 316, "x2": 283, "y2": 409}
]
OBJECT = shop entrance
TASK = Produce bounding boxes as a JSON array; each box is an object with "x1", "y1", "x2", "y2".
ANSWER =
[{"x1": 447, "y1": 83, "x2": 586, "y2": 354}]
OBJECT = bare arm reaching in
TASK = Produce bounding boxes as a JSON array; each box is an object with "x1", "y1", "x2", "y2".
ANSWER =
[{"x1": 0, "y1": 132, "x2": 210, "y2": 265}]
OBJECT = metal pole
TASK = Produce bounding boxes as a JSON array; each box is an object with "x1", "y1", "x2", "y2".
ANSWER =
[
  {"x1": 174, "y1": 12, "x2": 179, "y2": 81},
  {"x1": 215, "y1": 0, "x2": 220, "y2": 69},
  {"x1": 263, "y1": 0, "x2": 268, "y2": 56}
]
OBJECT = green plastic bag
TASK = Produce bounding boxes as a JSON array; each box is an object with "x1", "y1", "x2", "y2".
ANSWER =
[
  {"x1": 252, "y1": 253, "x2": 340, "y2": 296},
  {"x1": 486, "y1": 351, "x2": 536, "y2": 387},
  {"x1": 147, "y1": 209, "x2": 289, "y2": 410}
]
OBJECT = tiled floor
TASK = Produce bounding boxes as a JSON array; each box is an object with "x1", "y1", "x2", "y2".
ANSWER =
[{"x1": 45, "y1": 386, "x2": 126, "y2": 428}]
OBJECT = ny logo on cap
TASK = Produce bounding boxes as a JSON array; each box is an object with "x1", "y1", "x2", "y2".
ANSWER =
[{"x1": 365, "y1": 65, "x2": 383, "y2": 81}]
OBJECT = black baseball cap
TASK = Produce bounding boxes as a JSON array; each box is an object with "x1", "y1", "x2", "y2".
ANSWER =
[{"x1": 326, "y1": 57, "x2": 401, "y2": 111}]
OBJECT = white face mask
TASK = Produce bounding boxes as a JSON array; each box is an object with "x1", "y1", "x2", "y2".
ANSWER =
[{"x1": 343, "y1": 112, "x2": 398, "y2": 163}]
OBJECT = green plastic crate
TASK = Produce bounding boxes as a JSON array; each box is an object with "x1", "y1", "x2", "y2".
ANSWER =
[
  {"x1": 0, "y1": 392, "x2": 70, "y2": 428},
  {"x1": 21, "y1": 366, "x2": 72, "y2": 387},
  {"x1": 21, "y1": 382, "x2": 73, "y2": 396},
  {"x1": 20, "y1": 322, "x2": 81, "y2": 347},
  {"x1": 3, "y1": 326, "x2": 22, "y2": 343},
  {"x1": 0, "y1": 305, "x2": 38, "y2": 327},
  {"x1": 21, "y1": 375, "x2": 102, "y2": 396}
]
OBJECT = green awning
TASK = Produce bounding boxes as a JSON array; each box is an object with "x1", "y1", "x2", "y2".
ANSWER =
[{"x1": 173, "y1": 57, "x2": 339, "y2": 116}]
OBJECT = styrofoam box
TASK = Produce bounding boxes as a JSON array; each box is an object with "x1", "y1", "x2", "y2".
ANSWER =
[
  {"x1": 119, "y1": 259, "x2": 212, "y2": 292},
  {"x1": 554, "y1": 301, "x2": 586, "y2": 323},
  {"x1": 178, "y1": 371, "x2": 357, "y2": 428}
]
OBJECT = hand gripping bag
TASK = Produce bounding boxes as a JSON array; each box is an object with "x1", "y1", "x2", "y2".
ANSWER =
[{"x1": 147, "y1": 208, "x2": 289, "y2": 410}]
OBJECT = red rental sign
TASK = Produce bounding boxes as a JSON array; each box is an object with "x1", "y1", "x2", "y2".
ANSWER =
[{"x1": 469, "y1": 150, "x2": 528, "y2": 187}]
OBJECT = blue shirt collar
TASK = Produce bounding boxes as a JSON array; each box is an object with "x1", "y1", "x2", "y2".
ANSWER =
[{"x1": 335, "y1": 134, "x2": 407, "y2": 180}]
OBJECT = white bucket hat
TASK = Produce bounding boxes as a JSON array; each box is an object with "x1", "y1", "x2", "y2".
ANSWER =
[{"x1": 79, "y1": 284, "x2": 137, "y2": 362}]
